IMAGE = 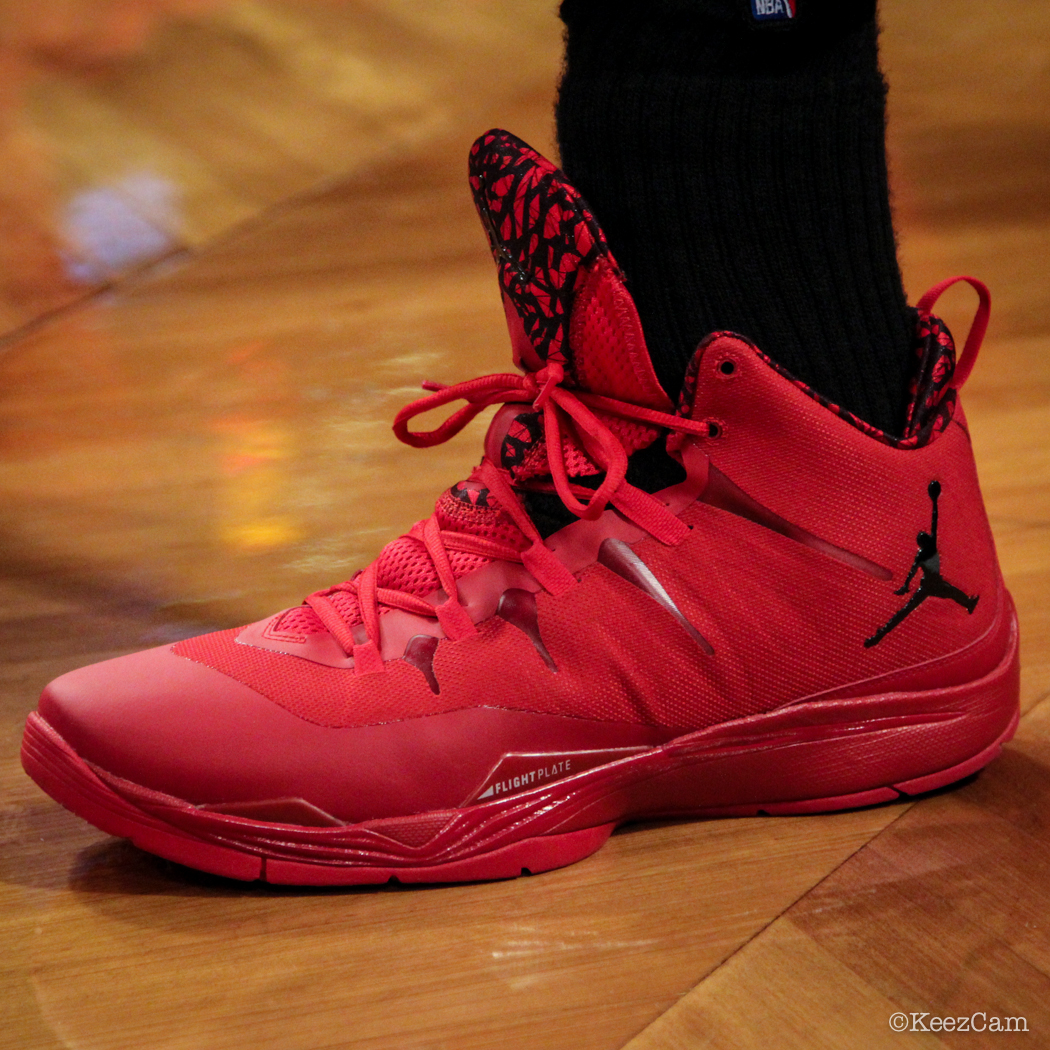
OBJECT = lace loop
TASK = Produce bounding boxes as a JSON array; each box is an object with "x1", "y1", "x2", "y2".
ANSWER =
[
  {"x1": 915, "y1": 275, "x2": 991, "y2": 391},
  {"x1": 393, "y1": 374, "x2": 523, "y2": 448}
]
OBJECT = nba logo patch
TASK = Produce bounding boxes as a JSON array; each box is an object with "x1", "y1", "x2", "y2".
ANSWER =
[{"x1": 751, "y1": 0, "x2": 795, "y2": 20}]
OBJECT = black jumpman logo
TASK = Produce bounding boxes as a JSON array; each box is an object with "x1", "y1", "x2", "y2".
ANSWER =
[{"x1": 864, "y1": 481, "x2": 979, "y2": 648}]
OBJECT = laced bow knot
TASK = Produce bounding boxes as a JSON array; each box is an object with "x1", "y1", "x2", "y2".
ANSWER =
[
  {"x1": 318, "y1": 354, "x2": 715, "y2": 672},
  {"x1": 392, "y1": 359, "x2": 631, "y2": 520}
]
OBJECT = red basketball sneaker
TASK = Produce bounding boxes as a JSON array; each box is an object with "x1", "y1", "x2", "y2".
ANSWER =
[{"x1": 22, "y1": 131, "x2": 1019, "y2": 884}]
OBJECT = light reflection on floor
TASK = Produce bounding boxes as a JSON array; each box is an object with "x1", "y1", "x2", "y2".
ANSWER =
[{"x1": 61, "y1": 171, "x2": 180, "y2": 283}]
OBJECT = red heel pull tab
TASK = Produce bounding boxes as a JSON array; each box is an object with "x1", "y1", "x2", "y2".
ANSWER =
[{"x1": 916, "y1": 276, "x2": 991, "y2": 391}]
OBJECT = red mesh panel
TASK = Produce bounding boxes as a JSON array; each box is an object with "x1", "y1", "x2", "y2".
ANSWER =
[
  {"x1": 273, "y1": 606, "x2": 328, "y2": 635},
  {"x1": 612, "y1": 418, "x2": 661, "y2": 451},
  {"x1": 513, "y1": 438, "x2": 556, "y2": 481},
  {"x1": 562, "y1": 442, "x2": 600, "y2": 480},
  {"x1": 569, "y1": 256, "x2": 671, "y2": 412},
  {"x1": 434, "y1": 490, "x2": 527, "y2": 550},
  {"x1": 448, "y1": 550, "x2": 488, "y2": 578},
  {"x1": 376, "y1": 537, "x2": 440, "y2": 597},
  {"x1": 327, "y1": 589, "x2": 361, "y2": 626},
  {"x1": 276, "y1": 481, "x2": 535, "y2": 639},
  {"x1": 511, "y1": 417, "x2": 659, "y2": 485},
  {"x1": 308, "y1": 548, "x2": 497, "y2": 630}
]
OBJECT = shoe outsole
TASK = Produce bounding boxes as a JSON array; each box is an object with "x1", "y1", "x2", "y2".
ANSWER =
[{"x1": 21, "y1": 616, "x2": 1020, "y2": 886}]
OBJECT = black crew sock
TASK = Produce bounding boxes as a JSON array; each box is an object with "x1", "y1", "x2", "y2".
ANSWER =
[{"x1": 556, "y1": 0, "x2": 915, "y2": 437}]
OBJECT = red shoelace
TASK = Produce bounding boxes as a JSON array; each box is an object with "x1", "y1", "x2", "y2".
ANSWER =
[{"x1": 305, "y1": 360, "x2": 714, "y2": 672}]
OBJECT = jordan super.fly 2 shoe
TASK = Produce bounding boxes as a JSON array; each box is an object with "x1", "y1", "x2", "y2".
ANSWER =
[{"x1": 21, "y1": 131, "x2": 1019, "y2": 884}]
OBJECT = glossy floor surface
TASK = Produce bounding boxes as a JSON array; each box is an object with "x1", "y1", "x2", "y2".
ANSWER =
[{"x1": 2, "y1": 2, "x2": 1049, "y2": 1048}]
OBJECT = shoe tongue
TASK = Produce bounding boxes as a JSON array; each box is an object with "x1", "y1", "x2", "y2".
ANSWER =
[{"x1": 469, "y1": 130, "x2": 672, "y2": 413}]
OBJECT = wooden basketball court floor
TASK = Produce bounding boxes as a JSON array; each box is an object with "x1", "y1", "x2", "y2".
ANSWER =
[{"x1": 1, "y1": 2, "x2": 1047, "y2": 1047}]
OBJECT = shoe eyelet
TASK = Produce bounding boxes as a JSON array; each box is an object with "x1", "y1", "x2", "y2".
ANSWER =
[
  {"x1": 717, "y1": 359, "x2": 736, "y2": 377},
  {"x1": 706, "y1": 420, "x2": 724, "y2": 439}
]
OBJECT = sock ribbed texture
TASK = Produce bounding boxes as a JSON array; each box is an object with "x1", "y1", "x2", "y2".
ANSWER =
[{"x1": 556, "y1": 0, "x2": 915, "y2": 436}]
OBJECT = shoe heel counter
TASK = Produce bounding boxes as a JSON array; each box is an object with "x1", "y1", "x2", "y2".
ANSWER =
[
  {"x1": 909, "y1": 404, "x2": 1012, "y2": 665},
  {"x1": 942, "y1": 402, "x2": 1006, "y2": 592}
]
